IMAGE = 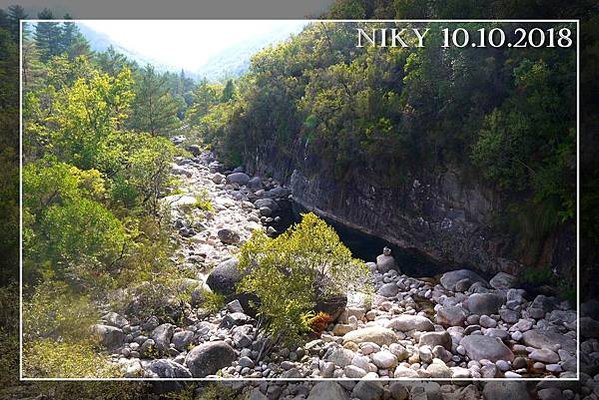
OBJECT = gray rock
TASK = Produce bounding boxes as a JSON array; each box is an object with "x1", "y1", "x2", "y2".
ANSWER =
[
  {"x1": 499, "y1": 309, "x2": 520, "y2": 323},
  {"x1": 185, "y1": 341, "x2": 236, "y2": 377},
  {"x1": 389, "y1": 315, "x2": 434, "y2": 332},
  {"x1": 537, "y1": 388, "x2": 563, "y2": 400},
  {"x1": 147, "y1": 359, "x2": 192, "y2": 378},
  {"x1": 185, "y1": 144, "x2": 201, "y2": 156},
  {"x1": 418, "y1": 331, "x2": 452, "y2": 350},
  {"x1": 342, "y1": 326, "x2": 398, "y2": 346},
  {"x1": 530, "y1": 349, "x2": 560, "y2": 364},
  {"x1": 344, "y1": 365, "x2": 367, "y2": 378},
  {"x1": 371, "y1": 350, "x2": 397, "y2": 369},
  {"x1": 219, "y1": 312, "x2": 253, "y2": 329},
  {"x1": 248, "y1": 388, "x2": 268, "y2": 400},
  {"x1": 171, "y1": 330, "x2": 194, "y2": 351},
  {"x1": 377, "y1": 282, "x2": 399, "y2": 297},
  {"x1": 324, "y1": 346, "x2": 355, "y2": 368},
  {"x1": 226, "y1": 172, "x2": 250, "y2": 185},
  {"x1": 483, "y1": 382, "x2": 531, "y2": 400},
  {"x1": 352, "y1": 381, "x2": 384, "y2": 400},
  {"x1": 522, "y1": 329, "x2": 576, "y2": 353},
  {"x1": 92, "y1": 324, "x2": 124, "y2": 349},
  {"x1": 139, "y1": 338, "x2": 156, "y2": 358},
  {"x1": 254, "y1": 198, "x2": 279, "y2": 211},
  {"x1": 307, "y1": 382, "x2": 349, "y2": 400},
  {"x1": 206, "y1": 258, "x2": 241, "y2": 297},
  {"x1": 436, "y1": 305, "x2": 467, "y2": 327},
  {"x1": 440, "y1": 269, "x2": 487, "y2": 291},
  {"x1": 247, "y1": 176, "x2": 262, "y2": 191},
  {"x1": 376, "y1": 248, "x2": 396, "y2": 273},
  {"x1": 102, "y1": 312, "x2": 129, "y2": 328},
  {"x1": 460, "y1": 335, "x2": 514, "y2": 362},
  {"x1": 217, "y1": 228, "x2": 240, "y2": 244},
  {"x1": 489, "y1": 272, "x2": 517, "y2": 290},
  {"x1": 151, "y1": 323, "x2": 174, "y2": 354},
  {"x1": 466, "y1": 293, "x2": 505, "y2": 315},
  {"x1": 389, "y1": 382, "x2": 409, "y2": 400},
  {"x1": 580, "y1": 317, "x2": 599, "y2": 339}
]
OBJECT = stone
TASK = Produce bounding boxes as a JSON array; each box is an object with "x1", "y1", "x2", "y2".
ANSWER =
[
  {"x1": 393, "y1": 365, "x2": 420, "y2": 378},
  {"x1": 247, "y1": 176, "x2": 262, "y2": 191},
  {"x1": 324, "y1": 346, "x2": 355, "y2": 368},
  {"x1": 139, "y1": 338, "x2": 156, "y2": 358},
  {"x1": 219, "y1": 312, "x2": 253, "y2": 329},
  {"x1": 185, "y1": 341, "x2": 236, "y2": 377},
  {"x1": 226, "y1": 299, "x2": 245, "y2": 314},
  {"x1": 248, "y1": 388, "x2": 268, "y2": 400},
  {"x1": 212, "y1": 173, "x2": 225, "y2": 184},
  {"x1": 389, "y1": 315, "x2": 434, "y2": 332},
  {"x1": 371, "y1": 350, "x2": 397, "y2": 369},
  {"x1": 206, "y1": 258, "x2": 241, "y2": 297},
  {"x1": 344, "y1": 365, "x2": 367, "y2": 378},
  {"x1": 307, "y1": 382, "x2": 349, "y2": 400},
  {"x1": 217, "y1": 228, "x2": 240, "y2": 244},
  {"x1": 465, "y1": 293, "x2": 505, "y2": 315},
  {"x1": 389, "y1": 382, "x2": 409, "y2": 400},
  {"x1": 500, "y1": 309, "x2": 520, "y2": 324},
  {"x1": 238, "y1": 356, "x2": 254, "y2": 368},
  {"x1": 352, "y1": 381, "x2": 384, "y2": 400},
  {"x1": 376, "y1": 247, "x2": 396, "y2": 273},
  {"x1": 147, "y1": 359, "x2": 192, "y2": 378},
  {"x1": 151, "y1": 323, "x2": 174, "y2": 354},
  {"x1": 440, "y1": 269, "x2": 487, "y2": 291},
  {"x1": 522, "y1": 329, "x2": 576, "y2": 353},
  {"x1": 489, "y1": 272, "x2": 517, "y2": 290},
  {"x1": 530, "y1": 349, "x2": 560, "y2": 364},
  {"x1": 580, "y1": 317, "x2": 599, "y2": 338},
  {"x1": 460, "y1": 335, "x2": 514, "y2": 362},
  {"x1": 418, "y1": 331, "x2": 452, "y2": 350},
  {"x1": 254, "y1": 198, "x2": 279, "y2": 211},
  {"x1": 436, "y1": 305, "x2": 467, "y2": 327},
  {"x1": 482, "y1": 382, "x2": 531, "y2": 400},
  {"x1": 377, "y1": 282, "x2": 399, "y2": 297},
  {"x1": 537, "y1": 388, "x2": 563, "y2": 400},
  {"x1": 342, "y1": 326, "x2": 398, "y2": 346},
  {"x1": 479, "y1": 315, "x2": 497, "y2": 328},
  {"x1": 171, "y1": 330, "x2": 194, "y2": 351},
  {"x1": 226, "y1": 172, "x2": 250, "y2": 185},
  {"x1": 92, "y1": 324, "x2": 125, "y2": 349},
  {"x1": 512, "y1": 356, "x2": 527, "y2": 369},
  {"x1": 102, "y1": 312, "x2": 129, "y2": 328},
  {"x1": 185, "y1": 144, "x2": 201, "y2": 156},
  {"x1": 426, "y1": 359, "x2": 451, "y2": 378}
]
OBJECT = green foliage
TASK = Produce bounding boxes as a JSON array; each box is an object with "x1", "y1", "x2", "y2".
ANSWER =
[
  {"x1": 23, "y1": 339, "x2": 121, "y2": 378},
  {"x1": 200, "y1": 288, "x2": 226, "y2": 314},
  {"x1": 195, "y1": 383, "x2": 241, "y2": 400},
  {"x1": 238, "y1": 213, "x2": 370, "y2": 344},
  {"x1": 194, "y1": 190, "x2": 214, "y2": 212}
]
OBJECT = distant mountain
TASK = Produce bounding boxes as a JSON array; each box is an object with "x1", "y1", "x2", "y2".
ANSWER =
[{"x1": 78, "y1": 21, "x2": 309, "y2": 82}]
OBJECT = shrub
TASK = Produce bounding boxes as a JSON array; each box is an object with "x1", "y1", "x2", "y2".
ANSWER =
[
  {"x1": 194, "y1": 190, "x2": 214, "y2": 212},
  {"x1": 237, "y1": 212, "x2": 370, "y2": 345},
  {"x1": 23, "y1": 338, "x2": 121, "y2": 378},
  {"x1": 304, "y1": 311, "x2": 333, "y2": 336}
]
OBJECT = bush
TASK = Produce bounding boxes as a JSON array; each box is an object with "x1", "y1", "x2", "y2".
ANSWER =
[
  {"x1": 194, "y1": 190, "x2": 214, "y2": 212},
  {"x1": 237, "y1": 212, "x2": 370, "y2": 344},
  {"x1": 23, "y1": 280, "x2": 99, "y2": 342},
  {"x1": 23, "y1": 339, "x2": 121, "y2": 378}
]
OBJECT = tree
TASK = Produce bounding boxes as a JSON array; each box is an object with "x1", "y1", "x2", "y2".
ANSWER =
[
  {"x1": 128, "y1": 65, "x2": 182, "y2": 136},
  {"x1": 237, "y1": 213, "x2": 370, "y2": 345},
  {"x1": 34, "y1": 10, "x2": 62, "y2": 62},
  {"x1": 221, "y1": 79, "x2": 236, "y2": 102}
]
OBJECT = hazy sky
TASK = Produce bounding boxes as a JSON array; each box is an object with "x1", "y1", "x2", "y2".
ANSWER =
[{"x1": 80, "y1": 20, "x2": 309, "y2": 70}]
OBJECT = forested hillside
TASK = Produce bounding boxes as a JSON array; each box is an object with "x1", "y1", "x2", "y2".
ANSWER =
[{"x1": 187, "y1": 20, "x2": 577, "y2": 294}]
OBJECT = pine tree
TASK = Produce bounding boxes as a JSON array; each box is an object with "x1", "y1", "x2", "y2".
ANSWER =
[
  {"x1": 128, "y1": 65, "x2": 182, "y2": 137},
  {"x1": 34, "y1": 9, "x2": 62, "y2": 62},
  {"x1": 221, "y1": 79, "x2": 236, "y2": 102},
  {"x1": 7, "y1": 5, "x2": 27, "y2": 39}
]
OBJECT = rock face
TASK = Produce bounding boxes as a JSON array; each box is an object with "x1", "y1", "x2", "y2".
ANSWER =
[
  {"x1": 460, "y1": 335, "x2": 514, "y2": 362},
  {"x1": 185, "y1": 341, "x2": 236, "y2": 377},
  {"x1": 342, "y1": 326, "x2": 398, "y2": 346}
]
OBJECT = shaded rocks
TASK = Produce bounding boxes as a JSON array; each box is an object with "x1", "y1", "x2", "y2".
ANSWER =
[
  {"x1": 92, "y1": 324, "x2": 124, "y2": 349},
  {"x1": 482, "y1": 381, "x2": 531, "y2": 400},
  {"x1": 377, "y1": 282, "x2": 399, "y2": 297},
  {"x1": 440, "y1": 269, "x2": 487, "y2": 291},
  {"x1": 151, "y1": 323, "x2": 174, "y2": 354},
  {"x1": 226, "y1": 172, "x2": 250, "y2": 186},
  {"x1": 171, "y1": 330, "x2": 194, "y2": 351},
  {"x1": 522, "y1": 329, "x2": 576, "y2": 353},
  {"x1": 342, "y1": 326, "x2": 398, "y2": 346},
  {"x1": 418, "y1": 331, "x2": 452, "y2": 350},
  {"x1": 460, "y1": 335, "x2": 514, "y2": 362},
  {"x1": 324, "y1": 347, "x2": 355, "y2": 368},
  {"x1": 352, "y1": 381, "x2": 384, "y2": 400},
  {"x1": 185, "y1": 341, "x2": 236, "y2": 377},
  {"x1": 389, "y1": 315, "x2": 434, "y2": 332},
  {"x1": 102, "y1": 312, "x2": 129, "y2": 328},
  {"x1": 489, "y1": 272, "x2": 517, "y2": 290}
]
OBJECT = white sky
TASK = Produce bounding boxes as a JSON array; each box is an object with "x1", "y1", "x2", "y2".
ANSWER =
[{"x1": 80, "y1": 20, "x2": 309, "y2": 71}]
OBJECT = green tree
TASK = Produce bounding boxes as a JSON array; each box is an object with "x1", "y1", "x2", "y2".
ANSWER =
[{"x1": 34, "y1": 10, "x2": 62, "y2": 62}]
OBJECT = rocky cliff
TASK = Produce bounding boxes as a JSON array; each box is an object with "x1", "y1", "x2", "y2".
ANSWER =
[{"x1": 245, "y1": 145, "x2": 575, "y2": 279}]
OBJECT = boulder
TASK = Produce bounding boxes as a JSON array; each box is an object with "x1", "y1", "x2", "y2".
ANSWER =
[
  {"x1": 465, "y1": 293, "x2": 505, "y2": 315},
  {"x1": 219, "y1": 312, "x2": 254, "y2": 329},
  {"x1": 151, "y1": 323, "x2": 174, "y2": 354},
  {"x1": 489, "y1": 272, "x2": 517, "y2": 290},
  {"x1": 254, "y1": 198, "x2": 279, "y2": 211},
  {"x1": 307, "y1": 382, "x2": 349, "y2": 400},
  {"x1": 171, "y1": 330, "x2": 194, "y2": 351},
  {"x1": 460, "y1": 335, "x2": 514, "y2": 362},
  {"x1": 102, "y1": 312, "x2": 129, "y2": 328},
  {"x1": 324, "y1": 346, "x2": 355, "y2": 368},
  {"x1": 92, "y1": 324, "x2": 124, "y2": 349},
  {"x1": 226, "y1": 172, "x2": 250, "y2": 186},
  {"x1": 376, "y1": 247, "x2": 396, "y2": 273},
  {"x1": 371, "y1": 350, "x2": 398, "y2": 369},
  {"x1": 440, "y1": 269, "x2": 487, "y2": 291},
  {"x1": 206, "y1": 258, "x2": 241, "y2": 297},
  {"x1": 185, "y1": 144, "x2": 201, "y2": 156},
  {"x1": 247, "y1": 176, "x2": 262, "y2": 191},
  {"x1": 263, "y1": 186, "x2": 291, "y2": 199},
  {"x1": 185, "y1": 341, "x2": 236, "y2": 377},
  {"x1": 217, "y1": 228, "x2": 240, "y2": 244},
  {"x1": 389, "y1": 315, "x2": 434, "y2": 332},
  {"x1": 418, "y1": 331, "x2": 452, "y2": 350},
  {"x1": 147, "y1": 359, "x2": 192, "y2": 378},
  {"x1": 342, "y1": 326, "x2": 398, "y2": 346},
  {"x1": 522, "y1": 329, "x2": 576, "y2": 353},
  {"x1": 436, "y1": 305, "x2": 467, "y2": 327},
  {"x1": 377, "y1": 282, "x2": 399, "y2": 297}
]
